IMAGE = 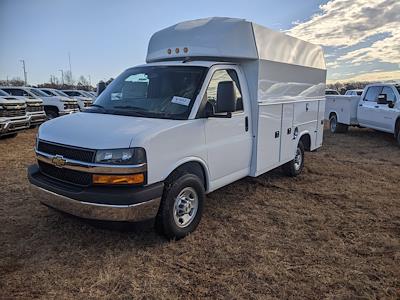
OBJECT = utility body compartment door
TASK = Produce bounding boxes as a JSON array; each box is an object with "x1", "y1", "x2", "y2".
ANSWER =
[{"x1": 280, "y1": 103, "x2": 295, "y2": 163}]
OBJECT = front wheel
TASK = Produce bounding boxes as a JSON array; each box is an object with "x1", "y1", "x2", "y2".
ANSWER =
[
  {"x1": 155, "y1": 172, "x2": 204, "y2": 240},
  {"x1": 282, "y1": 141, "x2": 304, "y2": 177},
  {"x1": 396, "y1": 130, "x2": 400, "y2": 147}
]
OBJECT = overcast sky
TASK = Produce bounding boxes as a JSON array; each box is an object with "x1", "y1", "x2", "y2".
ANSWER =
[{"x1": 0, "y1": 0, "x2": 399, "y2": 85}]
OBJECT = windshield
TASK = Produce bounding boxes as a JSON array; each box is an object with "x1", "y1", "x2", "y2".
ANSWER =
[
  {"x1": 396, "y1": 86, "x2": 400, "y2": 94},
  {"x1": 53, "y1": 90, "x2": 70, "y2": 97},
  {"x1": 0, "y1": 90, "x2": 8, "y2": 96},
  {"x1": 30, "y1": 88, "x2": 49, "y2": 97},
  {"x1": 80, "y1": 91, "x2": 93, "y2": 97},
  {"x1": 90, "y1": 66, "x2": 207, "y2": 119}
]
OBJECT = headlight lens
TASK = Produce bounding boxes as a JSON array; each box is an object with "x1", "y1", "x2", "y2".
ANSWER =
[{"x1": 95, "y1": 148, "x2": 146, "y2": 165}]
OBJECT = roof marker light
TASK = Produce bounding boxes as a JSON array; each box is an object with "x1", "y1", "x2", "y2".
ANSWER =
[{"x1": 175, "y1": 48, "x2": 180, "y2": 54}]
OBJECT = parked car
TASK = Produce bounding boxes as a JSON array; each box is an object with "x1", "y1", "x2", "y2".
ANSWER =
[
  {"x1": 0, "y1": 87, "x2": 47, "y2": 127},
  {"x1": 0, "y1": 89, "x2": 30, "y2": 138},
  {"x1": 325, "y1": 89, "x2": 340, "y2": 95},
  {"x1": 28, "y1": 17, "x2": 326, "y2": 239},
  {"x1": 345, "y1": 89, "x2": 363, "y2": 96},
  {"x1": 61, "y1": 90, "x2": 93, "y2": 109},
  {"x1": 325, "y1": 83, "x2": 400, "y2": 144}
]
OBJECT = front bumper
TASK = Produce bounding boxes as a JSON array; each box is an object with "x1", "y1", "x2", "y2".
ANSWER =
[
  {"x1": 28, "y1": 165, "x2": 163, "y2": 222},
  {"x1": 28, "y1": 112, "x2": 47, "y2": 125},
  {"x1": 0, "y1": 116, "x2": 30, "y2": 135}
]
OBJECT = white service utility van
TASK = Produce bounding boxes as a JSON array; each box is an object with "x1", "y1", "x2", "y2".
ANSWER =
[
  {"x1": 28, "y1": 17, "x2": 326, "y2": 239},
  {"x1": 325, "y1": 83, "x2": 400, "y2": 144},
  {"x1": 0, "y1": 87, "x2": 47, "y2": 126},
  {"x1": 0, "y1": 90, "x2": 30, "y2": 137}
]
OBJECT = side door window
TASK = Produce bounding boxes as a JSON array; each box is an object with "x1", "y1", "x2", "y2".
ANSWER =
[
  {"x1": 382, "y1": 87, "x2": 396, "y2": 102},
  {"x1": 3, "y1": 89, "x2": 23, "y2": 96},
  {"x1": 206, "y1": 69, "x2": 243, "y2": 113},
  {"x1": 363, "y1": 86, "x2": 383, "y2": 102}
]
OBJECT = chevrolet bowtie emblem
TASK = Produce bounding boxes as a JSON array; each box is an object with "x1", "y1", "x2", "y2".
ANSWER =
[{"x1": 52, "y1": 155, "x2": 66, "y2": 168}]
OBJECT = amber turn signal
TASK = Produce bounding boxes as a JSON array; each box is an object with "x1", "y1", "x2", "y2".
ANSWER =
[{"x1": 93, "y1": 173, "x2": 145, "y2": 185}]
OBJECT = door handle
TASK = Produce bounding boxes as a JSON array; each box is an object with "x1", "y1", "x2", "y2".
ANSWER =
[
  {"x1": 374, "y1": 105, "x2": 379, "y2": 108},
  {"x1": 275, "y1": 131, "x2": 280, "y2": 138},
  {"x1": 245, "y1": 116, "x2": 249, "y2": 132},
  {"x1": 359, "y1": 104, "x2": 363, "y2": 107}
]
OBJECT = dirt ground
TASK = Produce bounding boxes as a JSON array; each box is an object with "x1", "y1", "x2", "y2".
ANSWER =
[{"x1": 0, "y1": 126, "x2": 399, "y2": 299}]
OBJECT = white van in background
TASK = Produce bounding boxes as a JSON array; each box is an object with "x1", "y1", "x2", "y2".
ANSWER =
[
  {"x1": 0, "y1": 87, "x2": 47, "y2": 127},
  {"x1": 325, "y1": 83, "x2": 400, "y2": 144},
  {"x1": 28, "y1": 17, "x2": 326, "y2": 239},
  {"x1": 0, "y1": 89, "x2": 30, "y2": 137}
]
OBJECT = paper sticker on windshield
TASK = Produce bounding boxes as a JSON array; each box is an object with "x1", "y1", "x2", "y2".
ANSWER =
[{"x1": 171, "y1": 96, "x2": 191, "y2": 106}]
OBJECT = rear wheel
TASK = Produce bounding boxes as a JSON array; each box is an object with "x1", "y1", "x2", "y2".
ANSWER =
[
  {"x1": 282, "y1": 141, "x2": 304, "y2": 177},
  {"x1": 155, "y1": 171, "x2": 204, "y2": 240},
  {"x1": 330, "y1": 114, "x2": 348, "y2": 133}
]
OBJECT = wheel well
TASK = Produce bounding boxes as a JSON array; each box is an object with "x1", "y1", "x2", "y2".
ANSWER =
[
  {"x1": 329, "y1": 112, "x2": 336, "y2": 119},
  {"x1": 300, "y1": 134, "x2": 311, "y2": 151},
  {"x1": 167, "y1": 161, "x2": 207, "y2": 190},
  {"x1": 44, "y1": 105, "x2": 59, "y2": 112}
]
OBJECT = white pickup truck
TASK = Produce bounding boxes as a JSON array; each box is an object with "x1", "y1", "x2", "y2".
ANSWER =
[
  {"x1": 28, "y1": 17, "x2": 326, "y2": 239},
  {"x1": 0, "y1": 90, "x2": 30, "y2": 137},
  {"x1": 61, "y1": 90, "x2": 93, "y2": 109},
  {"x1": 325, "y1": 83, "x2": 400, "y2": 144},
  {"x1": 0, "y1": 87, "x2": 47, "y2": 126},
  {"x1": 1, "y1": 87, "x2": 78, "y2": 121}
]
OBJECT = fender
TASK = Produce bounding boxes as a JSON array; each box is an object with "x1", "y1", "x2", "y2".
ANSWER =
[{"x1": 162, "y1": 156, "x2": 211, "y2": 192}]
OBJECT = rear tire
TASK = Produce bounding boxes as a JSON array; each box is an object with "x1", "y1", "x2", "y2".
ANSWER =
[
  {"x1": 282, "y1": 141, "x2": 304, "y2": 177},
  {"x1": 330, "y1": 114, "x2": 348, "y2": 133},
  {"x1": 155, "y1": 171, "x2": 204, "y2": 240}
]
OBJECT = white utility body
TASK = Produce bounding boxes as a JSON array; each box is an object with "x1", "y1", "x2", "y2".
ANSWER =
[
  {"x1": 28, "y1": 17, "x2": 327, "y2": 239},
  {"x1": 325, "y1": 83, "x2": 400, "y2": 144}
]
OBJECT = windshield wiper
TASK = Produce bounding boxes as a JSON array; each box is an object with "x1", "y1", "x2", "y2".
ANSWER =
[
  {"x1": 90, "y1": 104, "x2": 105, "y2": 109},
  {"x1": 112, "y1": 105, "x2": 147, "y2": 111}
]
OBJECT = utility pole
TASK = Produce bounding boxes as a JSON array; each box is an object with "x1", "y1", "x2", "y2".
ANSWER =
[
  {"x1": 59, "y1": 69, "x2": 64, "y2": 85},
  {"x1": 68, "y1": 52, "x2": 72, "y2": 85},
  {"x1": 20, "y1": 59, "x2": 27, "y2": 86},
  {"x1": 88, "y1": 75, "x2": 91, "y2": 88}
]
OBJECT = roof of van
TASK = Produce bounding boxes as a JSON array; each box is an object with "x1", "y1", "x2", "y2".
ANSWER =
[{"x1": 146, "y1": 17, "x2": 326, "y2": 70}]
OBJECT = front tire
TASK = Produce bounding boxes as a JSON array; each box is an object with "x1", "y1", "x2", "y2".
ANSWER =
[
  {"x1": 396, "y1": 130, "x2": 400, "y2": 147},
  {"x1": 155, "y1": 171, "x2": 204, "y2": 240},
  {"x1": 45, "y1": 109, "x2": 59, "y2": 120},
  {"x1": 282, "y1": 141, "x2": 304, "y2": 177}
]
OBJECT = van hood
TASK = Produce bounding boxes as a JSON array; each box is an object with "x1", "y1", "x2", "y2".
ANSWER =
[{"x1": 38, "y1": 112, "x2": 183, "y2": 149}]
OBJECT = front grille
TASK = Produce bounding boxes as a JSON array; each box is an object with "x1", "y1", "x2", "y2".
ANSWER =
[
  {"x1": 27, "y1": 105, "x2": 44, "y2": 112},
  {"x1": 0, "y1": 108, "x2": 26, "y2": 117},
  {"x1": 64, "y1": 103, "x2": 79, "y2": 110},
  {"x1": 84, "y1": 102, "x2": 92, "y2": 107},
  {"x1": 38, "y1": 161, "x2": 92, "y2": 186},
  {"x1": 37, "y1": 140, "x2": 95, "y2": 163}
]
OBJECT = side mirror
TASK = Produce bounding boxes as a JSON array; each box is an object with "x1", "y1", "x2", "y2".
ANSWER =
[
  {"x1": 387, "y1": 100, "x2": 395, "y2": 108},
  {"x1": 377, "y1": 94, "x2": 387, "y2": 104},
  {"x1": 216, "y1": 81, "x2": 236, "y2": 114}
]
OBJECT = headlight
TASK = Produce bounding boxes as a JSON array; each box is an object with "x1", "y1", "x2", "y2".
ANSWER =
[{"x1": 95, "y1": 148, "x2": 146, "y2": 165}]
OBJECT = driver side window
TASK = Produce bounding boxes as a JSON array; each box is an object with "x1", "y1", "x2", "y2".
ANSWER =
[{"x1": 206, "y1": 69, "x2": 243, "y2": 113}]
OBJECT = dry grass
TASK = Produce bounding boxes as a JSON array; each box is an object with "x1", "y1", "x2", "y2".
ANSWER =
[{"x1": 1, "y1": 126, "x2": 400, "y2": 299}]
